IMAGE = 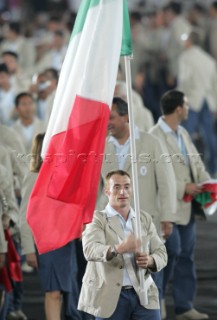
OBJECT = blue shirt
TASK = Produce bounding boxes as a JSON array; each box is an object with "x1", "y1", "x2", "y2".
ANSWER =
[
  {"x1": 108, "y1": 126, "x2": 140, "y2": 170},
  {"x1": 158, "y1": 117, "x2": 189, "y2": 165},
  {"x1": 105, "y1": 203, "x2": 136, "y2": 286}
]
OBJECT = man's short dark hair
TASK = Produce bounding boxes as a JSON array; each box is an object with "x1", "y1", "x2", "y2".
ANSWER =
[
  {"x1": 112, "y1": 97, "x2": 128, "y2": 116},
  {"x1": 9, "y1": 22, "x2": 21, "y2": 35},
  {"x1": 192, "y1": 3, "x2": 206, "y2": 14},
  {"x1": 163, "y1": 2, "x2": 182, "y2": 15},
  {"x1": 106, "y1": 170, "x2": 131, "y2": 183},
  {"x1": 0, "y1": 63, "x2": 9, "y2": 74},
  {"x1": 188, "y1": 31, "x2": 201, "y2": 46},
  {"x1": 2, "y1": 51, "x2": 18, "y2": 60},
  {"x1": 49, "y1": 16, "x2": 61, "y2": 23},
  {"x1": 44, "y1": 68, "x2": 59, "y2": 81},
  {"x1": 53, "y1": 29, "x2": 64, "y2": 38},
  {"x1": 211, "y1": 1, "x2": 217, "y2": 11},
  {"x1": 15, "y1": 92, "x2": 33, "y2": 107},
  {"x1": 130, "y1": 12, "x2": 142, "y2": 22},
  {"x1": 160, "y1": 90, "x2": 185, "y2": 115}
]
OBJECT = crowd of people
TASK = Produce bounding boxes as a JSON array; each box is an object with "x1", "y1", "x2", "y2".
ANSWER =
[{"x1": 0, "y1": 0, "x2": 217, "y2": 320}]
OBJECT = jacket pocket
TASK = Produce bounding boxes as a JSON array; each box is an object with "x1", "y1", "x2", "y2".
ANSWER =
[{"x1": 83, "y1": 273, "x2": 103, "y2": 289}]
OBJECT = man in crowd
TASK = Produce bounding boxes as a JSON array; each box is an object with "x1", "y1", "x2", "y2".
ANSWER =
[
  {"x1": 178, "y1": 31, "x2": 217, "y2": 177},
  {"x1": 12, "y1": 92, "x2": 44, "y2": 154},
  {"x1": 97, "y1": 97, "x2": 176, "y2": 244},
  {"x1": 96, "y1": 96, "x2": 176, "y2": 301},
  {"x1": 150, "y1": 90, "x2": 210, "y2": 320},
  {"x1": 78, "y1": 170, "x2": 167, "y2": 320}
]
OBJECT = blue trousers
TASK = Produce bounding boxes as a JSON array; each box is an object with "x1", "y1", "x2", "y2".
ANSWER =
[
  {"x1": 163, "y1": 214, "x2": 196, "y2": 315},
  {"x1": 182, "y1": 101, "x2": 217, "y2": 175},
  {"x1": 0, "y1": 285, "x2": 9, "y2": 320},
  {"x1": 152, "y1": 269, "x2": 163, "y2": 301},
  {"x1": 75, "y1": 239, "x2": 94, "y2": 320},
  {"x1": 8, "y1": 238, "x2": 23, "y2": 313},
  {"x1": 96, "y1": 288, "x2": 160, "y2": 320},
  {"x1": 62, "y1": 288, "x2": 82, "y2": 320}
]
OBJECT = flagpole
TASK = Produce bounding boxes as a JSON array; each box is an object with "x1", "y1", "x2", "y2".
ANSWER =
[{"x1": 124, "y1": 55, "x2": 148, "y2": 305}]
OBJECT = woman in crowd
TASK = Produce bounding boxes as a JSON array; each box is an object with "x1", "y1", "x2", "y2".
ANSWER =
[{"x1": 19, "y1": 133, "x2": 81, "y2": 320}]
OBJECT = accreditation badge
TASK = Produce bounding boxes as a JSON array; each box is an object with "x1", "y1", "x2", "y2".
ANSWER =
[{"x1": 140, "y1": 166, "x2": 147, "y2": 176}]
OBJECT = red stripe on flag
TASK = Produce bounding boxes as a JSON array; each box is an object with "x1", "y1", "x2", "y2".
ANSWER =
[{"x1": 27, "y1": 96, "x2": 110, "y2": 254}]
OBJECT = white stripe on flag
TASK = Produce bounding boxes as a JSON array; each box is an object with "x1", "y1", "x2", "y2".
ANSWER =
[{"x1": 43, "y1": 0, "x2": 123, "y2": 155}]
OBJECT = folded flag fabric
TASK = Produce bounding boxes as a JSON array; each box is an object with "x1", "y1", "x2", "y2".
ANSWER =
[
  {"x1": 183, "y1": 180, "x2": 217, "y2": 216},
  {"x1": 0, "y1": 229, "x2": 22, "y2": 292},
  {"x1": 27, "y1": 0, "x2": 132, "y2": 254}
]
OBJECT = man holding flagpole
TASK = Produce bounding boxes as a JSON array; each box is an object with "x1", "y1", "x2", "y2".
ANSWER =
[{"x1": 78, "y1": 170, "x2": 167, "y2": 320}]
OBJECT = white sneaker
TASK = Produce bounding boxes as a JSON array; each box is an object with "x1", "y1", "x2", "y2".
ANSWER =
[
  {"x1": 21, "y1": 262, "x2": 34, "y2": 273},
  {"x1": 15, "y1": 310, "x2": 28, "y2": 320},
  {"x1": 176, "y1": 308, "x2": 209, "y2": 320},
  {"x1": 6, "y1": 312, "x2": 19, "y2": 320}
]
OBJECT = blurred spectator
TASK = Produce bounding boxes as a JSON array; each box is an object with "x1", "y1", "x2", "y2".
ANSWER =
[
  {"x1": 178, "y1": 31, "x2": 217, "y2": 177},
  {"x1": 139, "y1": 9, "x2": 169, "y2": 121},
  {"x1": 30, "y1": 0, "x2": 49, "y2": 13},
  {"x1": 12, "y1": 92, "x2": 45, "y2": 154},
  {"x1": 43, "y1": 67, "x2": 58, "y2": 127},
  {"x1": 7, "y1": 0, "x2": 22, "y2": 21},
  {"x1": 0, "y1": 0, "x2": 7, "y2": 13},
  {"x1": 208, "y1": 1, "x2": 217, "y2": 61},
  {"x1": 162, "y1": 1, "x2": 191, "y2": 87},
  {"x1": 0, "y1": 163, "x2": 19, "y2": 320},
  {"x1": 67, "y1": 0, "x2": 81, "y2": 12},
  {"x1": 0, "y1": 63, "x2": 16, "y2": 126},
  {"x1": 0, "y1": 123, "x2": 27, "y2": 196},
  {"x1": 187, "y1": 3, "x2": 209, "y2": 49},
  {"x1": 127, "y1": 12, "x2": 147, "y2": 84},
  {"x1": 20, "y1": 133, "x2": 82, "y2": 320},
  {"x1": 1, "y1": 51, "x2": 31, "y2": 93},
  {"x1": 33, "y1": 72, "x2": 50, "y2": 122},
  {"x1": 34, "y1": 15, "x2": 69, "y2": 62},
  {"x1": 0, "y1": 22, "x2": 36, "y2": 71},
  {"x1": 30, "y1": 69, "x2": 58, "y2": 126},
  {"x1": 35, "y1": 29, "x2": 67, "y2": 73},
  {"x1": 0, "y1": 164, "x2": 26, "y2": 320}
]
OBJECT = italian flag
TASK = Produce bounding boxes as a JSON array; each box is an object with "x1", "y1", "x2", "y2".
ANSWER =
[
  {"x1": 27, "y1": 0, "x2": 132, "y2": 254},
  {"x1": 183, "y1": 180, "x2": 217, "y2": 216}
]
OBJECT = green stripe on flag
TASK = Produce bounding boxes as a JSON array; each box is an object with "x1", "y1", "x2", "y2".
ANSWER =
[
  {"x1": 121, "y1": 0, "x2": 132, "y2": 56},
  {"x1": 71, "y1": 0, "x2": 100, "y2": 38},
  {"x1": 71, "y1": 0, "x2": 132, "y2": 56},
  {"x1": 195, "y1": 192, "x2": 213, "y2": 206}
]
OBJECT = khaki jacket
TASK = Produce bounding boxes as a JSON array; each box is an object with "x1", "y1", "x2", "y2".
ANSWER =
[
  {"x1": 78, "y1": 209, "x2": 167, "y2": 317},
  {"x1": 0, "y1": 37, "x2": 36, "y2": 72},
  {"x1": 0, "y1": 124, "x2": 27, "y2": 182},
  {"x1": 19, "y1": 172, "x2": 37, "y2": 255},
  {"x1": 0, "y1": 219, "x2": 7, "y2": 253},
  {"x1": 0, "y1": 164, "x2": 19, "y2": 252},
  {"x1": 0, "y1": 177, "x2": 7, "y2": 253},
  {"x1": 97, "y1": 131, "x2": 177, "y2": 233},
  {"x1": 149, "y1": 124, "x2": 210, "y2": 225},
  {"x1": 12, "y1": 117, "x2": 45, "y2": 154},
  {"x1": 0, "y1": 164, "x2": 19, "y2": 225},
  {"x1": 166, "y1": 16, "x2": 192, "y2": 78}
]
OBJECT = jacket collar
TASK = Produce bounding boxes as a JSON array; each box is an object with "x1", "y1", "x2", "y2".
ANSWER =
[{"x1": 102, "y1": 204, "x2": 136, "y2": 240}]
